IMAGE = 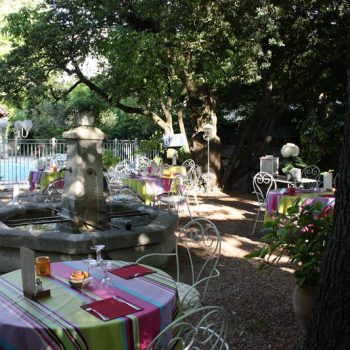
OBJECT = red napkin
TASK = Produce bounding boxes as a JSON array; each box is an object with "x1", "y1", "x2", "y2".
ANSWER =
[
  {"x1": 109, "y1": 264, "x2": 154, "y2": 279},
  {"x1": 81, "y1": 297, "x2": 142, "y2": 320},
  {"x1": 321, "y1": 194, "x2": 335, "y2": 198}
]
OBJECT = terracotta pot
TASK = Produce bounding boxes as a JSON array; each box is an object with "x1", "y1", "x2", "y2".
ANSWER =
[{"x1": 292, "y1": 285, "x2": 317, "y2": 335}]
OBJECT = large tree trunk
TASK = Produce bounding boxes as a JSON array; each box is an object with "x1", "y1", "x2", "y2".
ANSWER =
[
  {"x1": 304, "y1": 15, "x2": 350, "y2": 349},
  {"x1": 184, "y1": 80, "x2": 221, "y2": 187},
  {"x1": 221, "y1": 73, "x2": 287, "y2": 189}
]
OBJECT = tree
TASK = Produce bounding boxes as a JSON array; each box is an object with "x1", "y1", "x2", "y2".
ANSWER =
[
  {"x1": 0, "y1": 0, "x2": 252, "y2": 181},
  {"x1": 220, "y1": 0, "x2": 348, "y2": 188},
  {"x1": 304, "y1": 6, "x2": 350, "y2": 348}
]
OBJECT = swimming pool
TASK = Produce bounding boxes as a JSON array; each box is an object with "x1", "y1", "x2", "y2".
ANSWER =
[{"x1": 0, "y1": 161, "x2": 31, "y2": 182}]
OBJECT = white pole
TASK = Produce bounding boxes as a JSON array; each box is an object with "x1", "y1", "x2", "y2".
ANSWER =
[
  {"x1": 12, "y1": 131, "x2": 19, "y2": 204},
  {"x1": 207, "y1": 137, "x2": 210, "y2": 187}
]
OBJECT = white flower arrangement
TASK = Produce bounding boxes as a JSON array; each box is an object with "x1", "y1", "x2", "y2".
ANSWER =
[
  {"x1": 280, "y1": 143, "x2": 306, "y2": 174},
  {"x1": 281, "y1": 143, "x2": 300, "y2": 158}
]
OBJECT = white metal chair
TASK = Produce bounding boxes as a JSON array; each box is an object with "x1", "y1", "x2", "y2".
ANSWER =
[
  {"x1": 137, "y1": 218, "x2": 221, "y2": 313},
  {"x1": 105, "y1": 161, "x2": 132, "y2": 192},
  {"x1": 156, "y1": 175, "x2": 192, "y2": 218},
  {"x1": 183, "y1": 165, "x2": 202, "y2": 206},
  {"x1": 146, "y1": 305, "x2": 230, "y2": 350},
  {"x1": 301, "y1": 165, "x2": 321, "y2": 188},
  {"x1": 109, "y1": 187, "x2": 143, "y2": 204},
  {"x1": 137, "y1": 156, "x2": 152, "y2": 172},
  {"x1": 182, "y1": 159, "x2": 196, "y2": 173},
  {"x1": 251, "y1": 171, "x2": 277, "y2": 234}
]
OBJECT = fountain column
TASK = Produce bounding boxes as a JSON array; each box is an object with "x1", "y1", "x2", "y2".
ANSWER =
[{"x1": 59, "y1": 123, "x2": 108, "y2": 232}]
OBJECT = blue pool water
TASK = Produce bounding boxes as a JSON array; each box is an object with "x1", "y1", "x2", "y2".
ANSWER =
[{"x1": 0, "y1": 162, "x2": 31, "y2": 182}]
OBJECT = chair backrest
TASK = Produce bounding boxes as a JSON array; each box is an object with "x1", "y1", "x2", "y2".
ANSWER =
[
  {"x1": 252, "y1": 172, "x2": 277, "y2": 206},
  {"x1": 182, "y1": 159, "x2": 196, "y2": 173},
  {"x1": 302, "y1": 165, "x2": 321, "y2": 188},
  {"x1": 182, "y1": 165, "x2": 202, "y2": 192},
  {"x1": 175, "y1": 218, "x2": 221, "y2": 305},
  {"x1": 137, "y1": 156, "x2": 151, "y2": 171},
  {"x1": 146, "y1": 305, "x2": 229, "y2": 350}
]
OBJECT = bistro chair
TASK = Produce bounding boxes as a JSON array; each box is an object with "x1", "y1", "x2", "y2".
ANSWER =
[
  {"x1": 183, "y1": 165, "x2": 202, "y2": 206},
  {"x1": 156, "y1": 175, "x2": 192, "y2": 219},
  {"x1": 146, "y1": 305, "x2": 230, "y2": 350},
  {"x1": 301, "y1": 165, "x2": 321, "y2": 188},
  {"x1": 182, "y1": 159, "x2": 196, "y2": 173},
  {"x1": 136, "y1": 156, "x2": 152, "y2": 172},
  {"x1": 251, "y1": 171, "x2": 277, "y2": 235},
  {"x1": 105, "y1": 161, "x2": 132, "y2": 192},
  {"x1": 109, "y1": 187, "x2": 143, "y2": 204},
  {"x1": 137, "y1": 218, "x2": 221, "y2": 313}
]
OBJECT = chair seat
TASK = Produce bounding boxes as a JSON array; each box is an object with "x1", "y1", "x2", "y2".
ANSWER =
[
  {"x1": 176, "y1": 281, "x2": 201, "y2": 311},
  {"x1": 158, "y1": 194, "x2": 186, "y2": 204},
  {"x1": 111, "y1": 194, "x2": 135, "y2": 202}
]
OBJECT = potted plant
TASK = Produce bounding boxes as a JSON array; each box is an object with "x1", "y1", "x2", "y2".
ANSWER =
[
  {"x1": 280, "y1": 143, "x2": 307, "y2": 176},
  {"x1": 245, "y1": 200, "x2": 333, "y2": 334}
]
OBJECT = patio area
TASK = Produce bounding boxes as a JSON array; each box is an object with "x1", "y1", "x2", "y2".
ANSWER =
[{"x1": 0, "y1": 188, "x2": 302, "y2": 349}]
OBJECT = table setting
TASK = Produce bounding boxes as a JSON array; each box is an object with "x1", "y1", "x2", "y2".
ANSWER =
[
  {"x1": 266, "y1": 187, "x2": 335, "y2": 218},
  {"x1": 0, "y1": 245, "x2": 180, "y2": 350}
]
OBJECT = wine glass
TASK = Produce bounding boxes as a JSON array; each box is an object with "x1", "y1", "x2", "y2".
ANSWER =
[
  {"x1": 91, "y1": 245, "x2": 105, "y2": 266},
  {"x1": 81, "y1": 276, "x2": 94, "y2": 304},
  {"x1": 100, "y1": 261, "x2": 113, "y2": 291}
]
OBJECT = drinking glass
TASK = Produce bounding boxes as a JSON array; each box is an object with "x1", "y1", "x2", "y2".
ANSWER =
[
  {"x1": 81, "y1": 276, "x2": 94, "y2": 304},
  {"x1": 100, "y1": 261, "x2": 113, "y2": 291},
  {"x1": 91, "y1": 245, "x2": 105, "y2": 265}
]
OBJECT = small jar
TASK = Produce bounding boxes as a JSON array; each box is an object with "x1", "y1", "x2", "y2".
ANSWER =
[{"x1": 35, "y1": 256, "x2": 51, "y2": 276}]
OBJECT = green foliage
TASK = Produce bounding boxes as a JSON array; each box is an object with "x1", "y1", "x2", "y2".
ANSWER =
[
  {"x1": 176, "y1": 147, "x2": 192, "y2": 164},
  {"x1": 65, "y1": 85, "x2": 107, "y2": 118},
  {"x1": 102, "y1": 149, "x2": 120, "y2": 170},
  {"x1": 97, "y1": 100, "x2": 157, "y2": 140},
  {"x1": 299, "y1": 110, "x2": 345, "y2": 168},
  {"x1": 245, "y1": 201, "x2": 333, "y2": 287},
  {"x1": 281, "y1": 156, "x2": 307, "y2": 174},
  {"x1": 138, "y1": 130, "x2": 166, "y2": 157}
]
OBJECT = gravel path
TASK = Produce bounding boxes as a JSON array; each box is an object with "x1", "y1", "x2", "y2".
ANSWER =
[{"x1": 171, "y1": 190, "x2": 303, "y2": 350}]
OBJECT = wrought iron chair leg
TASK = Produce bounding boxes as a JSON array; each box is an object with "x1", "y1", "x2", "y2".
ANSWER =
[{"x1": 251, "y1": 208, "x2": 261, "y2": 235}]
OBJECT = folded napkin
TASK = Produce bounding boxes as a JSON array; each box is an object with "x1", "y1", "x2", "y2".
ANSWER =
[
  {"x1": 109, "y1": 264, "x2": 154, "y2": 279},
  {"x1": 81, "y1": 297, "x2": 141, "y2": 320}
]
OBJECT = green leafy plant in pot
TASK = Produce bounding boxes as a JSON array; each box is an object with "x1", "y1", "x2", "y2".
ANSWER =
[{"x1": 245, "y1": 200, "x2": 333, "y2": 333}]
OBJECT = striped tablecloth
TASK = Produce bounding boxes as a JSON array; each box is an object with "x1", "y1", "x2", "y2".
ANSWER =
[
  {"x1": 0, "y1": 261, "x2": 179, "y2": 350},
  {"x1": 266, "y1": 189, "x2": 335, "y2": 216},
  {"x1": 28, "y1": 170, "x2": 64, "y2": 192},
  {"x1": 123, "y1": 176, "x2": 176, "y2": 205}
]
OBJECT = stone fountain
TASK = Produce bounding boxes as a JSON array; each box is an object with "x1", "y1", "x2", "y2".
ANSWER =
[{"x1": 0, "y1": 118, "x2": 178, "y2": 273}]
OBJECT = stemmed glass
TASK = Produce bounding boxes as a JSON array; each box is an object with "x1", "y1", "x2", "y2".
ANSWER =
[
  {"x1": 91, "y1": 244, "x2": 105, "y2": 266},
  {"x1": 100, "y1": 261, "x2": 113, "y2": 291},
  {"x1": 81, "y1": 276, "x2": 94, "y2": 304}
]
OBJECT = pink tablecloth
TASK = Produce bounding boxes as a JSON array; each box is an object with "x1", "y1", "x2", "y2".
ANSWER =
[
  {"x1": 0, "y1": 260, "x2": 179, "y2": 350},
  {"x1": 267, "y1": 188, "x2": 335, "y2": 215}
]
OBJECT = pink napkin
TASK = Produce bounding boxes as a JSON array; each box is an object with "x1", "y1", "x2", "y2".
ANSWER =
[
  {"x1": 81, "y1": 297, "x2": 142, "y2": 320},
  {"x1": 109, "y1": 264, "x2": 154, "y2": 279}
]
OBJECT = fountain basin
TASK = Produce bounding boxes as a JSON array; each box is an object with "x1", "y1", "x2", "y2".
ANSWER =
[{"x1": 0, "y1": 202, "x2": 178, "y2": 273}]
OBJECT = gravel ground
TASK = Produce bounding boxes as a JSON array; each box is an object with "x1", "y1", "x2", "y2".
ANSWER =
[
  {"x1": 0, "y1": 188, "x2": 303, "y2": 349},
  {"x1": 169, "y1": 190, "x2": 304, "y2": 350}
]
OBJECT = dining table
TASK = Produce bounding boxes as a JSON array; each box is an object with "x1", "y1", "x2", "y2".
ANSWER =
[
  {"x1": 28, "y1": 170, "x2": 64, "y2": 192},
  {"x1": 122, "y1": 175, "x2": 179, "y2": 205},
  {"x1": 0, "y1": 260, "x2": 180, "y2": 350},
  {"x1": 266, "y1": 188, "x2": 335, "y2": 218}
]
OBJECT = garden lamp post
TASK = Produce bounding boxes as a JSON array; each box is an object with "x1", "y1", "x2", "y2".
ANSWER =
[
  {"x1": 12, "y1": 119, "x2": 33, "y2": 204},
  {"x1": 203, "y1": 123, "x2": 213, "y2": 192},
  {"x1": 0, "y1": 117, "x2": 8, "y2": 159}
]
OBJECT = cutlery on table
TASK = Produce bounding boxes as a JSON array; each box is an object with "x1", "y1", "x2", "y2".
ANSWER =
[
  {"x1": 112, "y1": 296, "x2": 142, "y2": 311},
  {"x1": 85, "y1": 307, "x2": 110, "y2": 321}
]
